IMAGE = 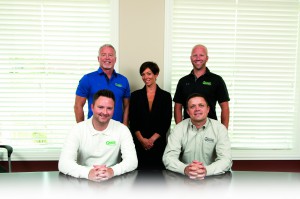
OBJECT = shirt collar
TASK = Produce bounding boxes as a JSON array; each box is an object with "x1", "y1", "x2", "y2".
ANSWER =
[
  {"x1": 188, "y1": 118, "x2": 209, "y2": 130},
  {"x1": 190, "y1": 67, "x2": 211, "y2": 78},
  {"x1": 97, "y1": 67, "x2": 117, "y2": 77},
  {"x1": 88, "y1": 116, "x2": 111, "y2": 136}
]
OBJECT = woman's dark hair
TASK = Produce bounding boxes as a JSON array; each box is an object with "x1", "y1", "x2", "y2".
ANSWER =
[{"x1": 139, "y1": 61, "x2": 160, "y2": 75}]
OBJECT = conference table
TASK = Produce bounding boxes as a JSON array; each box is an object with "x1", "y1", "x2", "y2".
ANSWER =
[{"x1": 0, "y1": 170, "x2": 299, "y2": 198}]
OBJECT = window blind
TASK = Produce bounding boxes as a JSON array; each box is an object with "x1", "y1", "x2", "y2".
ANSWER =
[
  {"x1": 0, "y1": 0, "x2": 118, "y2": 160},
  {"x1": 165, "y1": 0, "x2": 300, "y2": 159}
]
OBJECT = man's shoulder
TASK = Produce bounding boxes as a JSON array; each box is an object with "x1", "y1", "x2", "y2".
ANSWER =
[
  {"x1": 115, "y1": 72, "x2": 129, "y2": 80},
  {"x1": 175, "y1": 118, "x2": 190, "y2": 129},
  {"x1": 207, "y1": 118, "x2": 227, "y2": 131},
  {"x1": 82, "y1": 70, "x2": 99, "y2": 78},
  {"x1": 205, "y1": 68, "x2": 224, "y2": 79},
  {"x1": 71, "y1": 119, "x2": 91, "y2": 135},
  {"x1": 208, "y1": 118, "x2": 222, "y2": 125},
  {"x1": 171, "y1": 119, "x2": 190, "y2": 138},
  {"x1": 180, "y1": 73, "x2": 193, "y2": 79},
  {"x1": 110, "y1": 119, "x2": 129, "y2": 131},
  {"x1": 177, "y1": 73, "x2": 193, "y2": 84}
]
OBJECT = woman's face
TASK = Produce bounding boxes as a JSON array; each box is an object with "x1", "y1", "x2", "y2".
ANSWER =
[{"x1": 141, "y1": 68, "x2": 158, "y2": 86}]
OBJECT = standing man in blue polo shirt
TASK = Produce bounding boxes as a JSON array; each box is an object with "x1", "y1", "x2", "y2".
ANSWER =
[
  {"x1": 74, "y1": 44, "x2": 130, "y2": 126},
  {"x1": 173, "y1": 44, "x2": 230, "y2": 128}
]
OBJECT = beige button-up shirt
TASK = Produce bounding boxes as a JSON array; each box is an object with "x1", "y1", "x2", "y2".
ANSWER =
[{"x1": 163, "y1": 118, "x2": 232, "y2": 176}]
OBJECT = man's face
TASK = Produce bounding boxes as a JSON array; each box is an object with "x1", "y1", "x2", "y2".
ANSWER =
[
  {"x1": 187, "y1": 96, "x2": 210, "y2": 123},
  {"x1": 98, "y1": 46, "x2": 116, "y2": 71},
  {"x1": 190, "y1": 46, "x2": 209, "y2": 70},
  {"x1": 91, "y1": 96, "x2": 114, "y2": 125}
]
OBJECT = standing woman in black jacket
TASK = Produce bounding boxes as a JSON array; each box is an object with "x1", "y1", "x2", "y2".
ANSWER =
[{"x1": 129, "y1": 61, "x2": 172, "y2": 170}]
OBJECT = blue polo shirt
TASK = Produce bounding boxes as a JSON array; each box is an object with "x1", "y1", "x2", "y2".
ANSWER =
[{"x1": 76, "y1": 67, "x2": 130, "y2": 122}]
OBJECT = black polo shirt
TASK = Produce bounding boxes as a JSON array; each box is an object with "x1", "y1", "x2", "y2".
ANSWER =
[{"x1": 173, "y1": 68, "x2": 230, "y2": 120}]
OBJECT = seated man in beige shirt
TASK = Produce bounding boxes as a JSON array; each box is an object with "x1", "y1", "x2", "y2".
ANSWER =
[{"x1": 163, "y1": 93, "x2": 232, "y2": 180}]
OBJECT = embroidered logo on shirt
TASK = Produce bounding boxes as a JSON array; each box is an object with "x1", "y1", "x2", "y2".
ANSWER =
[
  {"x1": 202, "y1": 81, "x2": 211, "y2": 86},
  {"x1": 115, "y1": 83, "x2": 123, "y2": 87},
  {"x1": 204, "y1": 137, "x2": 214, "y2": 143},
  {"x1": 106, "y1": 140, "x2": 116, "y2": 146}
]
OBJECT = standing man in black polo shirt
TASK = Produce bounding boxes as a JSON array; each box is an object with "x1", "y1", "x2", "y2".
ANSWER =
[{"x1": 173, "y1": 44, "x2": 230, "y2": 129}]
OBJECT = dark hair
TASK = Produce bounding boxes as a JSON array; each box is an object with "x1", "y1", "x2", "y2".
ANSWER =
[
  {"x1": 186, "y1": 93, "x2": 209, "y2": 108},
  {"x1": 139, "y1": 61, "x2": 160, "y2": 75},
  {"x1": 93, "y1": 89, "x2": 115, "y2": 105}
]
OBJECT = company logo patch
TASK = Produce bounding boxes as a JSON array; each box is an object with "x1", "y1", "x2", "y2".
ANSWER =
[
  {"x1": 202, "y1": 81, "x2": 211, "y2": 86},
  {"x1": 106, "y1": 140, "x2": 116, "y2": 146},
  {"x1": 204, "y1": 137, "x2": 214, "y2": 143},
  {"x1": 115, "y1": 83, "x2": 123, "y2": 87}
]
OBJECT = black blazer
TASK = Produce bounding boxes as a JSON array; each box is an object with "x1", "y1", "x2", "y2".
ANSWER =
[{"x1": 129, "y1": 85, "x2": 172, "y2": 141}]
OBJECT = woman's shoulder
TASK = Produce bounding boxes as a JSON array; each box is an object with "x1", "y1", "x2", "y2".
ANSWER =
[
  {"x1": 131, "y1": 88, "x2": 144, "y2": 96},
  {"x1": 157, "y1": 87, "x2": 171, "y2": 98}
]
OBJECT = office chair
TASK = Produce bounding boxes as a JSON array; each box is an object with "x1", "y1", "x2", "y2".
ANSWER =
[{"x1": 0, "y1": 145, "x2": 13, "y2": 172}]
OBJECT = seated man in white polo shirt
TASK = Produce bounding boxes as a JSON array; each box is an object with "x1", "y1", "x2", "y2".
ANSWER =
[{"x1": 59, "y1": 89, "x2": 137, "y2": 181}]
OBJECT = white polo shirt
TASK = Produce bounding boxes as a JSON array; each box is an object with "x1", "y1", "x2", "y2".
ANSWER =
[{"x1": 59, "y1": 117, "x2": 138, "y2": 179}]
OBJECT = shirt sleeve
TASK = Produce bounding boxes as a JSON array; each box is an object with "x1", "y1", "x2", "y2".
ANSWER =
[
  {"x1": 216, "y1": 76, "x2": 230, "y2": 103},
  {"x1": 123, "y1": 77, "x2": 131, "y2": 99},
  {"x1": 205, "y1": 123, "x2": 232, "y2": 176},
  {"x1": 163, "y1": 123, "x2": 188, "y2": 175},
  {"x1": 58, "y1": 125, "x2": 91, "y2": 179},
  {"x1": 75, "y1": 74, "x2": 89, "y2": 98},
  {"x1": 173, "y1": 78, "x2": 185, "y2": 105},
  {"x1": 110, "y1": 126, "x2": 138, "y2": 176}
]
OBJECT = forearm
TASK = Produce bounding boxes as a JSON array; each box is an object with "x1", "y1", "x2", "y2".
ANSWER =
[
  {"x1": 205, "y1": 158, "x2": 232, "y2": 176},
  {"x1": 163, "y1": 146, "x2": 187, "y2": 175},
  {"x1": 135, "y1": 131, "x2": 144, "y2": 142},
  {"x1": 74, "y1": 95, "x2": 86, "y2": 123},
  {"x1": 58, "y1": 154, "x2": 90, "y2": 179},
  {"x1": 163, "y1": 155, "x2": 187, "y2": 175},
  {"x1": 174, "y1": 103, "x2": 183, "y2": 124},
  {"x1": 74, "y1": 106, "x2": 84, "y2": 123},
  {"x1": 149, "y1": 133, "x2": 161, "y2": 143},
  {"x1": 220, "y1": 101, "x2": 230, "y2": 129},
  {"x1": 122, "y1": 98, "x2": 130, "y2": 126},
  {"x1": 206, "y1": 124, "x2": 232, "y2": 176},
  {"x1": 112, "y1": 133, "x2": 138, "y2": 176},
  {"x1": 221, "y1": 110, "x2": 229, "y2": 129},
  {"x1": 122, "y1": 107, "x2": 129, "y2": 126}
]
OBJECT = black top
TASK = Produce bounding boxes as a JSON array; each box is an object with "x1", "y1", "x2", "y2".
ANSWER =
[
  {"x1": 173, "y1": 68, "x2": 230, "y2": 120},
  {"x1": 129, "y1": 85, "x2": 172, "y2": 169}
]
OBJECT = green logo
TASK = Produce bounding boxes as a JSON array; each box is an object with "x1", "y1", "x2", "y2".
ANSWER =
[
  {"x1": 115, "y1": 83, "x2": 123, "y2": 87},
  {"x1": 202, "y1": 81, "x2": 211, "y2": 86},
  {"x1": 106, "y1": 140, "x2": 116, "y2": 146}
]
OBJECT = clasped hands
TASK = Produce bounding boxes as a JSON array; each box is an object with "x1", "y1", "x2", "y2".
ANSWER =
[
  {"x1": 184, "y1": 160, "x2": 207, "y2": 180},
  {"x1": 141, "y1": 138, "x2": 154, "y2": 150},
  {"x1": 88, "y1": 165, "x2": 114, "y2": 182}
]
